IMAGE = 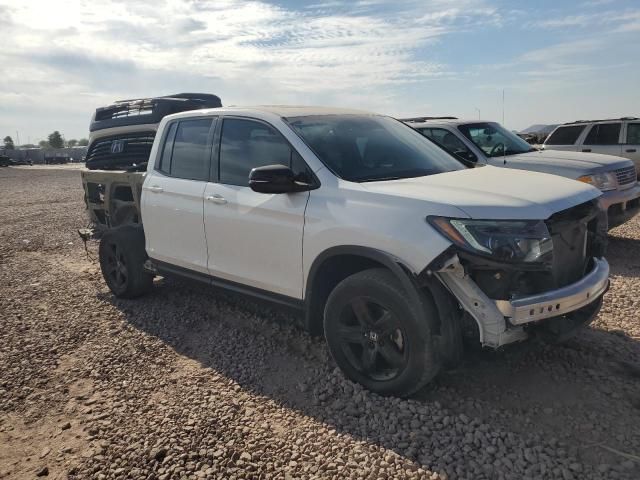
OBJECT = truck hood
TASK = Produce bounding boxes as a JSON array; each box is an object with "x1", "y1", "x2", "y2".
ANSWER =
[
  {"x1": 361, "y1": 166, "x2": 601, "y2": 220},
  {"x1": 496, "y1": 149, "x2": 631, "y2": 179}
]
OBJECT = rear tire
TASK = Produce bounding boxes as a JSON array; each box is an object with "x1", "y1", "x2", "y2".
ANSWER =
[
  {"x1": 99, "y1": 226, "x2": 153, "y2": 298},
  {"x1": 112, "y1": 205, "x2": 139, "y2": 227},
  {"x1": 324, "y1": 268, "x2": 440, "y2": 397}
]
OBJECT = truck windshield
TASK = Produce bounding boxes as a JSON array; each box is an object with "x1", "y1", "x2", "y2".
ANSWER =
[
  {"x1": 286, "y1": 115, "x2": 465, "y2": 182},
  {"x1": 458, "y1": 122, "x2": 536, "y2": 158}
]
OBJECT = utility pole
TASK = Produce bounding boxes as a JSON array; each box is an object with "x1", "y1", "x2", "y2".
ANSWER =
[
  {"x1": 474, "y1": 107, "x2": 480, "y2": 120},
  {"x1": 16, "y1": 131, "x2": 21, "y2": 149}
]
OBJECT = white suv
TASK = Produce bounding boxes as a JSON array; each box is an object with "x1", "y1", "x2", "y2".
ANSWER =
[
  {"x1": 543, "y1": 117, "x2": 640, "y2": 172},
  {"x1": 88, "y1": 107, "x2": 610, "y2": 397}
]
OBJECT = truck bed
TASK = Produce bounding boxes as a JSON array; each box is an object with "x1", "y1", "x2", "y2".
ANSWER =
[{"x1": 81, "y1": 168, "x2": 145, "y2": 229}]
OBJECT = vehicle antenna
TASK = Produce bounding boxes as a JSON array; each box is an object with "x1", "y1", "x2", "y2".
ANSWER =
[{"x1": 503, "y1": 89, "x2": 507, "y2": 166}]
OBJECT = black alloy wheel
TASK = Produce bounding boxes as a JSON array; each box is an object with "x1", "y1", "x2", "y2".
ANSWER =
[
  {"x1": 336, "y1": 296, "x2": 408, "y2": 381},
  {"x1": 103, "y1": 241, "x2": 128, "y2": 291},
  {"x1": 324, "y1": 268, "x2": 440, "y2": 397}
]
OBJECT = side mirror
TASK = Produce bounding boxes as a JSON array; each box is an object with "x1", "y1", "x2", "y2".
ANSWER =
[{"x1": 249, "y1": 164, "x2": 313, "y2": 194}]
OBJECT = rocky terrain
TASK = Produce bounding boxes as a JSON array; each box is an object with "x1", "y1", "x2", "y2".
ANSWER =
[{"x1": 0, "y1": 166, "x2": 638, "y2": 479}]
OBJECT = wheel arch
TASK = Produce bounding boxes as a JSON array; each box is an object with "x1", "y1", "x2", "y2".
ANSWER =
[{"x1": 304, "y1": 246, "x2": 422, "y2": 335}]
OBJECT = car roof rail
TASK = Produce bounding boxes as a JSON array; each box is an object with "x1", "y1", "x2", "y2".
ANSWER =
[
  {"x1": 562, "y1": 116, "x2": 639, "y2": 125},
  {"x1": 90, "y1": 93, "x2": 222, "y2": 132},
  {"x1": 400, "y1": 116, "x2": 458, "y2": 123}
]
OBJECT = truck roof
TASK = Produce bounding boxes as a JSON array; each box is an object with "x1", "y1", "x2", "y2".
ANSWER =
[{"x1": 164, "y1": 105, "x2": 374, "y2": 120}]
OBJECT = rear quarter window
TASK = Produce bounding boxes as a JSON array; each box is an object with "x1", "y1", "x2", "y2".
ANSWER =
[
  {"x1": 545, "y1": 125, "x2": 586, "y2": 145},
  {"x1": 626, "y1": 123, "x2": 640, "y2": 144}
]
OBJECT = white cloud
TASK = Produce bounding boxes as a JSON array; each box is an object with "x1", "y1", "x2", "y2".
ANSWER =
[
  {"x1": 518, "y1": 38, "x2": 604, "y2": 64},
  {"x1": 0, "y1": 0, "x2": 502, "y2": 140},
  {"x1": 532, "y1": 8, "x2": 640, "y2": 30}
]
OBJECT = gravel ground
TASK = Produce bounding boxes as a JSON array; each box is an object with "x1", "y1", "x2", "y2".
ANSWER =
[{"x1": 0, "y1": 166, "x2": 639, "y2": 480}]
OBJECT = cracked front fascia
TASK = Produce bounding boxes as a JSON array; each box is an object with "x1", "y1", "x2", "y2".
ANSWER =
[{"x1": 436, "y1": 255, "x2": 528, "y2": 348}]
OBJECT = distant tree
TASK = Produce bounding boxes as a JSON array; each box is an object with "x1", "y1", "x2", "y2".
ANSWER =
[
  {"x1": 67, "y1": 139, "x2": 78, "y2": 147},
  {"x1": 38, "y1": 140, "x2": 50, "y2": 148},
  {"x1": 48, "y1": 131, "x2": 64, "y2": 149},
  {"x1": 78, "y1": 138, "x2": 89, "y2": 146},
  {"x1": 3, "y1": 136, "x2": 15, "y2": 150}
]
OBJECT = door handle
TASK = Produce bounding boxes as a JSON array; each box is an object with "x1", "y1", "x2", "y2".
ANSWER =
[
  {"x1": 582, "y1": 148, "x2": 591, "y2": 152},
  {"x1": 148, "y1": 185, "x2": 163, "y2": 193},
  {"x1": 206, "y1": 194, "x2": 227, "y2": 205},
  {"x1": 626, "y1": 148, "x2": 637, "y2": 153}
]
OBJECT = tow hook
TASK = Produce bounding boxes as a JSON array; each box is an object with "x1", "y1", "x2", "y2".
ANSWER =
[{"x1": 77, "y1": 227, "x2": 95, "y2": 242}]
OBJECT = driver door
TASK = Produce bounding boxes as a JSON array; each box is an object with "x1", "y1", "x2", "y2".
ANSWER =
[{"x1": 203, "y1": 117, "x2": 312, "y2": 299}]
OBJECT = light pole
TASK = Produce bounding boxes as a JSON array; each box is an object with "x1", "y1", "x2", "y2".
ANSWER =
[{"x1": 474, "y1": 107, "x2": 480, "y2": 120}]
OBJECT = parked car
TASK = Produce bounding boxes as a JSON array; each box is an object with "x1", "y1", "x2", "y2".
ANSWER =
[
  {"x1": 543, "y1": 117, "x2": 640, "y2": 173},
  {"x1": 81, "y1": 106, "x2": 610, "y2": 397},
  {"x1": 44, "y1": 154, "x2": 70, "y2": 165},
  {"x1": 0, "y1": 155, "x2": 33, "y2": 166},
  {"x1": 404, "y1": 117, "x2": 640, "y2": 229},
  {"x1": 11, "y1": 158, "x2": 33, "y2": 166}
]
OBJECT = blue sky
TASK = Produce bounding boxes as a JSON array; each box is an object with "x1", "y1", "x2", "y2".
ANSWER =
[{"x1": 0, "y1": 0, "x2": 639, "y2": 143}]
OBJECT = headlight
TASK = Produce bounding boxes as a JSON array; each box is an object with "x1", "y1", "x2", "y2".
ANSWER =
[
  {"x1": 428, "y1": 217, "x2": 553, "y2": 263},
  {"x1": 578, "y1": 172, "x2": 616, "y2": 191}
]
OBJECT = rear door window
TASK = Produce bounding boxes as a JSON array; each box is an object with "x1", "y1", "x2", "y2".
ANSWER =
[
  {"x1": 158, "y1": 122, "x2": 177, "y2": 174},
  {"x1": 545, "y1": 125, "x2": 585, "y2": 145},
  {"x1": 584, "y1": 123, "x2": 622, "y2": 145},
  {"x1": 170, "y1": 119, "x2": 214, "y2": 180},
  {"x1": 626, "y1": 123, "x2": 640, "y2": 144}
]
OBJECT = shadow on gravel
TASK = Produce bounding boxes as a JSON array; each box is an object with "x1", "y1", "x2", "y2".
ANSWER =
[
  {"x1": 607, "y1": 235, "x2": 640, "y2": 277},
  {"x1": 100, "y1": 275, "x2": 640, "y2": 476}
]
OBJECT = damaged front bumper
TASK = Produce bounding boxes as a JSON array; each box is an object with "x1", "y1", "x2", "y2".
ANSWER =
[
  {"x1": 493, "y1": 258, "x2": 609, "y2": 325},
  {"x1": 436, "y1": 255, "x2": 609, "y2": 348}
]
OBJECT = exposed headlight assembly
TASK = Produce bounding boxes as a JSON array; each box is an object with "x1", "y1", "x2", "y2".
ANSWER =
[
  {"x1": 428, "y1": 217, "x2": 553, "y2": 263},
  {"x1": 578, "y1": 172, "x2": 616, "y2": 191}
]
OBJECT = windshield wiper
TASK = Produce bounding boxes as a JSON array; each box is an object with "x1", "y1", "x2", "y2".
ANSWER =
[{"x1": 359, "y1": 176, "x2": 405, "y2": 182}]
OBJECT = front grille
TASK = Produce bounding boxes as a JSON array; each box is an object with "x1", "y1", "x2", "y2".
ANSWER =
[
  {"x1": 85, "y1": 132, "x2": 155, "y2": 169},
  {"x1": 615, "y1": 166, "x2": 636, "y2": 186},
  {"x1": 545, "y1": 200, "x2": 602, "y2": 288}
]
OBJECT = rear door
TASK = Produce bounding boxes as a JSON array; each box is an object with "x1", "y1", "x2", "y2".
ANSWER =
[
  {"x1": 580, "y1": 122, "x2": 623, "y2": 157},
  {"x1": 622, "y1": 122, "x2": 640, "y2": 173},
  {"x1": 203, "y1": 116, "x2": 312, "y2": 299},
  {"x1": 543, "y1": 125, "x2": 587, "y2": 151},
  {"x1": 141, "y1": 117, "x2": 215, "y2": 273}
]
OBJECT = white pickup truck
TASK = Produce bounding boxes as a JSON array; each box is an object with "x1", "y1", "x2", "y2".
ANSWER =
[{"x1": 81, "y1": 106, "x2": 610, "y2": 397}]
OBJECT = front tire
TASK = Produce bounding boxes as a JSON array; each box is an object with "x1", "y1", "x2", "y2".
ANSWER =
[
  {"x1": 99, "y1": 226, "x2": 153, "y2": 298},
  {"x1": 323, "y1": 268, "x2": 440, "y2": 397}
]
